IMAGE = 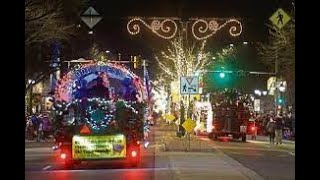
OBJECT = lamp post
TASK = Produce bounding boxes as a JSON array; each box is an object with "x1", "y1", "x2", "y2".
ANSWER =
[
  {"x1": 254, "y1": 89, "x2": 268, "y2": 113},
  {"x1": 274, "y1": 81, "x2": 286, "y2": 115},
  {"x1": 28, "y1": 79, "x2": 35, "y2": 115}
]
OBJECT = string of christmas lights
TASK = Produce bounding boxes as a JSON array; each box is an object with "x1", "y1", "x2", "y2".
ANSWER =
[
  {"x1": 191, "y1": 19, "x2": 242, "y2": 40},
  {"x1": 127, "y1": 17, "x2": 242, "y2": 40},
  {"x1": 54, "y1": 61, "x2": 145, "y2": 103},
  {"x1": 155, "y1": 35, "x2": 211, "y2": 80},
  {"x1": 127, "y1": 17, "x2": 178, "y2": 39}
]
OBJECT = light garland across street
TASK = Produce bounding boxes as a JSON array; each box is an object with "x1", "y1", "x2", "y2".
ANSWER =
[{"x1": 127, "y1": 17, "x2": 242, "y2": 40}]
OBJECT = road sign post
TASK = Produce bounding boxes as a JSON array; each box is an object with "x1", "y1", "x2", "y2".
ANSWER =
[
  {"x1": 81, "y1": 7, "x2": 102, "y2": 29},
  {"x1": 269, "y1": 8, "x2": 290, "y2": 114},
  {"x1": 80, "y1": 6, "x2": 102, "y2": 54},
  {"x1": 182, "y1": 118, "x2": 196, "y2": 151}
]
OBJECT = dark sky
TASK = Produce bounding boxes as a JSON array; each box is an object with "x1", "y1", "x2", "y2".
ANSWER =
[{"x1": 68, "y1": 0, "x2": 294, "y2": 92}]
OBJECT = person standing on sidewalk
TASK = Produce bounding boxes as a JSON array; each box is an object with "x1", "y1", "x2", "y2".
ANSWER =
[
  {"x1": 275, "y1": 113, "x2": 284, "y2": 145},
  {"x1": 41, "y1": 114, "x2": 50, "y2": 141},
  {"x1": 37, "y1": 119, "x2": 44, "y2": 142},
  {"x1": 31, "y1": 114, "x2": 40, "y2": 139},
  {"x1": 266, "y1": 117, "x2": 276, "y2": 145}
]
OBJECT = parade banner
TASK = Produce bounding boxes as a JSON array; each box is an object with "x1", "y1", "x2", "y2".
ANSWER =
[{"x1": 72, "y1": 134, "x2": 126, "y2": 160}]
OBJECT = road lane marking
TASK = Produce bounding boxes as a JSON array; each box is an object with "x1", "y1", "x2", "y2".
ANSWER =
[
  {"x1": 42, "y1": 166, "x2": 51, "y2": 171},
  {"x1": 27, "y1": 167, "x2": 171, "y2": 173}
]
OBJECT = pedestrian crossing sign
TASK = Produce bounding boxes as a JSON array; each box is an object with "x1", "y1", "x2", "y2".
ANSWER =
[
  {"x1": 182, "y1": 118, "x2": 196, "y2": 133},
  {"x1": 165, "y1": 114, "x2": 176, "y2": 122},
  {"x1": 269, "y1": 8, "x2": 291, "y2": 29},
  {"x1": 180, "y1": 76, "x2": 199, "y2": 94}
]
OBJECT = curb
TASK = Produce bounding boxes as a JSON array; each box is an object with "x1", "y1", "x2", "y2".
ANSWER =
[
  {"x1": 25, "y1": 142, "x2": 54, "y2": 148},
  {"x1": 248, "y1": 135, "x2": 295, "y2": 144}
]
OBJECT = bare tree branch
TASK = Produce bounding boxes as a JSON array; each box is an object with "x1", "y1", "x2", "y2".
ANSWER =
[
  {"x1": 25, "y1": 0, "x2": 80, "y2": 46},
  {"x1": 257, "y1": 19, "x2": 295, "y2": 107}
]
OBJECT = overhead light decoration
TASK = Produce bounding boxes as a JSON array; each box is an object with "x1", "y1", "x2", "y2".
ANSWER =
[
  {"x1": 127, "y1": 17, "x2": 178, "y2": 39},
  {"x1": 127, "y1": 17, "x2": 242, "y2": 40},
  {"x1": 191, "y1": 18, "x2": 242, "y2": 40}
]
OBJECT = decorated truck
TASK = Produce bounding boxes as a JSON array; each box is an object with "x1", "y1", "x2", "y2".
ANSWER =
[
  {"x1": 208, "y1": 89, "x2": 253, "y2": 142},
  {"x1": 52, "y1": 61, "x2": 149, "y2": 168}
]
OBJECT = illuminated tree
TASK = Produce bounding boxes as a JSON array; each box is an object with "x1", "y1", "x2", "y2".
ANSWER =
[{"x1": 155, "y1": 35, "x2": 212, "y2": 81}]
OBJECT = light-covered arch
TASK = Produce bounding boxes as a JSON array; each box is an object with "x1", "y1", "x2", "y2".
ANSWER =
[{"x1": 54, "y1": 61, "x2": 145, "y2": 103}]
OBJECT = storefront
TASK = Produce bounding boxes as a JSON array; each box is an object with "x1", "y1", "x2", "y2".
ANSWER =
[{"x1": 194, "y1": 101, "x2": 213, "y2": 134}]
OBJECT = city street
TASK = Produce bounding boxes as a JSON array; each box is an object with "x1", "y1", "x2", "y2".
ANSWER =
[
  {"x1": 25, "y1": 125, "x2": 294, "y2": 180},
  {"x1": 25, "y1": 1, "x2": 295, "y2": 180},
  {"x1": 199, "y1": 136, "x2": 295, "y2": 180}
]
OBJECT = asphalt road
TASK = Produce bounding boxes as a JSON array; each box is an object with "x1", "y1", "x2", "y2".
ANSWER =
[
  {"x1": 199, "y1": 136, "x2": 295, "y2": 180},
  {"x1": 25, "y1": 126, "x2": 295, "y2": 180},
  {"x1": 25, "y1": 126, "x2": 176, "y2": 180}
]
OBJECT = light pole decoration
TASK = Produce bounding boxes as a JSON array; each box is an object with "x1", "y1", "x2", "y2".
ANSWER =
[
  {"x1": 127, "y1": 17, "x2": 242, "y2": 40},
  {"x1": 127, "y1": 17, "x2": 178, "y2": 39}
]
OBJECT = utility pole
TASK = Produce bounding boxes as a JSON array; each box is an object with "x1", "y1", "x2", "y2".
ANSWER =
[
  {"x1": 275, "y1": 48, "x2": 279, "y2": 115},
  {"x1": 29, "y1": 85, "x2": 33, "y2": 115}
]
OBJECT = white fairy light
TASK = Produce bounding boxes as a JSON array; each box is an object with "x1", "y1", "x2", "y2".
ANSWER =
[
  {"x1": 191, "y1": 18, "x2": 242, "y2": 40},
  {"x1": 156, "y1": 35, "x2": 211, "y2": 80},
  {"x1": 127, "y1": 17, "x2": 178, "y2": 39}
]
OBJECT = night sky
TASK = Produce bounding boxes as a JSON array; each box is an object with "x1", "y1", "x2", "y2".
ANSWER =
[{"x1": 67, "y1": 0, "x2": 294, "y2": 93}]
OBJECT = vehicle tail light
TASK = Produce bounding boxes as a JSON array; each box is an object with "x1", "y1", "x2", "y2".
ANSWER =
[
  {"x1": 60, "y1": 153, "x2": 67, "y2": 160},
  {"x1": 131, "y1": 150, "x2": 137, "y2": 157},
  {"x1": 251, "y1": 127, "x2": 256, "y2": 131}
]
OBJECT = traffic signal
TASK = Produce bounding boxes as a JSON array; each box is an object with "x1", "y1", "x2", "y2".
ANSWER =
[
  {"x1": 219, "y1": 72, "x2": 226, "y2": 78},
  {"x1": 133, "y1": 56, "x2": 137, "y2": 69},
  {"x1": 131, "y1": 56, "x2": 139, "y2": 69}
]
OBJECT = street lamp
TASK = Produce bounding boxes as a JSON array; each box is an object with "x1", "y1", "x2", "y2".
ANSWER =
[
  {"x1": 279, "y1": 85, "x2": 286, "y2": 92},
  {"x1": 254, "y1": 89, "x2": 261, "y2": 96},
  {"x1": 243, "y1": 41, "x2": 248, "y2": 45},
  {"x1": 219, "y1": 72, "x2": 225, "y2": 78},
  {"x1": 27, "y1": 79, "x2": 35, "y2": 115},
  {"x1": 28, "y1": 79, "x2": 35, "y2": 85},
  {"x1": 262, "y1": 91, "x2": 267, "y2": 96},
  {"x1": 105, "y1": 50, "x2": 110, "y2": 53}
]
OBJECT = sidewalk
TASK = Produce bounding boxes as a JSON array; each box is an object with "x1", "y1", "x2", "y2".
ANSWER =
[
  {"x1": 155, "y1": 151, "x2": 263, "y2": 180},
  {"x1": 155, "y1": 126, "x2": 264, "y2": 180},
  {"x1": 159, "y1": 128, "x2": 214, "y2": 152}
]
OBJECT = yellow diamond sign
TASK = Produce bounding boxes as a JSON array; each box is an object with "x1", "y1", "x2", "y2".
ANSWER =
[
  {"x1": 165, "y1": 114, "x2": 176, "y2": 122},
  {"x1": 269, "y1": 8, "x2": 291, "y2": 29},
  {"x1": 182, "y1": 118, "x2": 196, "y2": 133}
]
